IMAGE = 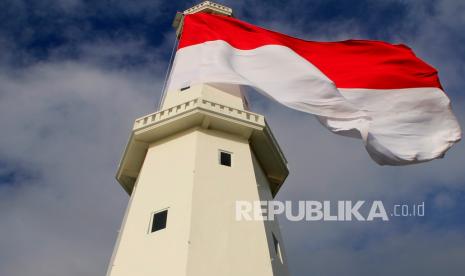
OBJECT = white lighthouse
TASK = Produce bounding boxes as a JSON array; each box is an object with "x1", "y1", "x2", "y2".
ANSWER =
[{"x1": 106, "y1": 2, "x2": 290, "y2": 276}]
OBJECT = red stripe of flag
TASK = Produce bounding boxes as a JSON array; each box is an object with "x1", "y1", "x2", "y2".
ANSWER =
[{"x1": 179, "y1": 13, "x2": 442, "y2": 90}]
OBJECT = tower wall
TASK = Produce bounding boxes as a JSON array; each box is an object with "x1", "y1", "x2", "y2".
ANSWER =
[
  {"x1": 162, "y1": 83, "x2": 247, "y2": 110},
  {"x1": 108, "y1": 127, "x2": 289, "y2": 276},
  {"x1": 108, "y1": 130, "x2": 198, "y2": 276},
  {"x1": 109, "y1": 2, "x2": 290, "y2": 274},
  {"x1": 186, "y1": 128, "x2": 288, "y2": 275}
]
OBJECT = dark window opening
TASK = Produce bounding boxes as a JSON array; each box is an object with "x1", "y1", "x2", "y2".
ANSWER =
[
  {"x1": 180, "y1": 86, "x2": 190, "y2": 91},
  {"x1": 151, "y1": 210, "x2": 168, "y2": 233},
  {"x1": 220, "y1": 151, "x2": 232, "y2": 167}
]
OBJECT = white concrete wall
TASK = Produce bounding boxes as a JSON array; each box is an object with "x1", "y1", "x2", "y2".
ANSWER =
[
  {"x1": 186, "y1": 128, "x2": 280, "y2": 275},
  {"x1": 162, "y1": 83, "x2": 246, "y2": 110},
  {"x1": 108, "y1": 127, "x2": 289, "y2": 276},
  {"x1": 109, "y1": 80, "x2": 288, "y2": 275},
  {"x1": 108, "y1": 129, "x2": 198, "y2": 276},
  {"x1": 253, "y1": 153, "x2": 290, "y2": 276}
]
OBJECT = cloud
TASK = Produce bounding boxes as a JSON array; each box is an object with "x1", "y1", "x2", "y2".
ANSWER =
[
  {"x1": 0, "y1": 1, "x2": 465, "y2": 276},
  {"x1": 289, "y1": 226, "x2": 465, "y2": 276},
  {"x1": 0, "y1": 55, "x2": 163, "y2": 275}
]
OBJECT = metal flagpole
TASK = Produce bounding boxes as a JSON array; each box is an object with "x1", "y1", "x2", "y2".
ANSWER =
[{"x1": 157, "y1": 31, "x2": 180, "y2": 110}]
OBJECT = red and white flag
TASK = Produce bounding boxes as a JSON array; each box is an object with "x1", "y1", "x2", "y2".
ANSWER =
[{"x1": 167, "y1": 13, "x2": 461, "y2": 165}]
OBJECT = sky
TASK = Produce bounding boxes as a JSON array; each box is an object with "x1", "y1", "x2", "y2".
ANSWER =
[{"x1": 0, "y1": 0, "x2": 464, "y2": 275}]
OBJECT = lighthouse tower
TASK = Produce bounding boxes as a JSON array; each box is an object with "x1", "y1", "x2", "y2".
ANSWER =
[{"x1": 106, "y1": 2, "x2": 290, "y2": 276}]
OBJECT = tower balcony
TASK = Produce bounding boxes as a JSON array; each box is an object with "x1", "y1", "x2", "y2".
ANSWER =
[{"x1": 116, "y1": 96, "x2": 288, "y2": 196}]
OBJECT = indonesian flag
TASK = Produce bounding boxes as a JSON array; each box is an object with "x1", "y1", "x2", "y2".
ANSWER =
[{"x1": 167, "y1": 12, "x2": 461, "y2": 165}]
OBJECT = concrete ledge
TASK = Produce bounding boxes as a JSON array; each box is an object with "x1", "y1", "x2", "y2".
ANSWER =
[{"x1": 116, "y1": 98, "x2": 288, "y2": 196}]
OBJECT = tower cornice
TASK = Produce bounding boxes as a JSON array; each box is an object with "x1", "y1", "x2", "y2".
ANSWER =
[
  {"x1": 116, "y1": 97, "x2": 288, "y2": 197},
  {"x1": 172, "y1": 1, "x2": 233, "y2": 37}
]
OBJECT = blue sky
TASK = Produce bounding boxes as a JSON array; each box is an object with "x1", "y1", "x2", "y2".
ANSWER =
[{"x1": 1, "y1": 1, "x2": 465, "y2": 275}]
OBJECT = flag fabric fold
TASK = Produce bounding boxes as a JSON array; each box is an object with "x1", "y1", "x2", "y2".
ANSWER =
[{"x1": 166, "y1": 12, "x2": 461, "y2": 165}]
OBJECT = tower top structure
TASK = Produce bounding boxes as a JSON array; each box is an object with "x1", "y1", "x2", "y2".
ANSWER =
[
  {"x1": 116, "y1": 2, "x2": 288, "y2": 196},
  {"x1": 172, "y1": 1, "x2": 233, "y2": 37},
  {"x1": 183, "y1": 1, "x2": 232, "y2": 16},
  {"x1": 108, "y1": 2, "x2": 290, "y2": 275}
]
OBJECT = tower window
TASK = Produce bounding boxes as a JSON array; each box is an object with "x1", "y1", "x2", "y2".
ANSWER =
[
  {"x1": 272, "y1": 233, "x2": 283, "y2": 263},
  {"x1": 180, "y1": 86, "x2": 190, "y2": 92},
  {"x1": 150, "y1": 209, "x2": 168, "y2": 233},
  {"x1": 219, "y1": 151, "x2": 232, "y2": 167}
]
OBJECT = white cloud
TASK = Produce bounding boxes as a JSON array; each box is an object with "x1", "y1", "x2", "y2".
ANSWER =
[
  {"x1": 1, "y1": 1, "x2": 465, "y2": 275},
  {"x1": 0, "y1": 57, "x2": 162, "y2": 275}
]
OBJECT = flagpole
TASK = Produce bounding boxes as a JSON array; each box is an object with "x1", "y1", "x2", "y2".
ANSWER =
[
  {"x1": 157, "y1": 2, "x2": 234, "y2": 110},
  {"x1": 156, "y1": 33, "x2": 179, "y2": 110}
]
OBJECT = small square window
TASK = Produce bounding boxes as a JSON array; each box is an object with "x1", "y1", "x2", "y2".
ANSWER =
[
  {"x1": 151, "y1": 209, "x2": 168, "y2": 233},
  {"x1": 219, "y1": 151, "x2": 232, "y2": 167}
]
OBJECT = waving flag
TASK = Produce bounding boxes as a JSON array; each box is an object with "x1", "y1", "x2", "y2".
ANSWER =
[{"x1": 167, "y1": 12, "x2": 461, "y2": 165}]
